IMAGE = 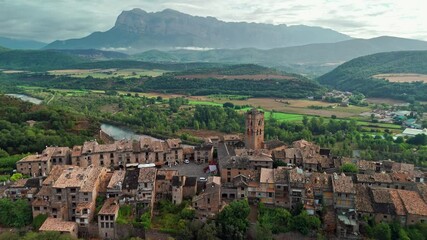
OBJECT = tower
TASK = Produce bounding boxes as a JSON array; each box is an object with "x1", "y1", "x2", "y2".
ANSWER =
[{"x1": 245, "y1": 108, "x2": 264, "y2": 150}]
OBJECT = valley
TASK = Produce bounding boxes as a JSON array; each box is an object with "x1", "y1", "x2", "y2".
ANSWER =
[{"x1": 0, "y1": 4, "x2": 427, "y2": 240}]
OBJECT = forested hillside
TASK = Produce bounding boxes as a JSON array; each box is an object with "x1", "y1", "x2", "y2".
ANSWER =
[
  {"x1": 318, "y1": 51, "x2": 427, "y2": 101},
  {"x1": 0, "y1": 50, "x2": 84, "y2": 71}
]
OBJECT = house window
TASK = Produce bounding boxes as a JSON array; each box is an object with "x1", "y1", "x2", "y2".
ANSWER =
[{"x1": 101, "y1": 222, "x2": 104, "y2": 228}]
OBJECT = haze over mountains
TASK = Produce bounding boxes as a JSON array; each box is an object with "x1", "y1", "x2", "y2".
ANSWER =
[
  {"x1": 134, "y1": 36, "x2": 427, "y2": 75},
  {"x1": 45, "y1": 8, "x2": 351, "y2": 51},
  {"x1": 0, "y1": 36, "x2": 46, "y2": 50},
  {"x1": 1, "y1": 8, "x2": 427, "y2": 76}
]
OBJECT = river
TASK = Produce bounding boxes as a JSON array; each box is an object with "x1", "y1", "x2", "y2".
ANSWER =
[
  {"x1": 5, "y1": 94, "x2": 43, "y2": 105},
  {"x1": 100, "y1": 123, "x2": 194, "y2": 147},
  {"x1": 100, "y1": 123, "x2": 161, "y2": 141}
]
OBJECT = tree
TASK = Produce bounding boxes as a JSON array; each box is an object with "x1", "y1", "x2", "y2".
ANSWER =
[
  {"x1": 340, "y1": 163, "x2": 359, "y2": 173},
  {"x1": 223, "y1": 102, "x2": 234, "y2": 108},
  {"x1": 10, "y1": 173, "x2": 24, "y2": 181},
  {"x1": 255, "y1": 222, "x2": 273, "y2": 240},
  {"x1": 0, "y1": 198, "x2": 32, "y2": 227},
  {"x1": 216, "y1": 199, "x2": 250, "y2": 240},
  {"x1": 290, "y1": 211, "x2": 321, "y2": 235},
  {"x1": 372, "y1": 223, "x2": 391, "y2": 240},
  {"x1": 32, "y1": 214, "x2": 48, "y2": 230}
]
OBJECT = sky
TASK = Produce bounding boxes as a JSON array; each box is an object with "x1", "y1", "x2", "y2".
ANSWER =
[{"x1": 0, "y1": 0, "x2": 426, "y2": 43}]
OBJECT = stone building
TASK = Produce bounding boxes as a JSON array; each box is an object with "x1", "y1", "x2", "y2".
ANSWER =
[
  {"x1": 245, "y1": 109, "x2": 264, "y2": 150},
  {"x1": 39, "y1": 217, "x2": 78, "y2": 238},
  {"x1": 155, "y1": 170, "x2": 178, "y2": 201},
  {"x1": 98, "y1": 198, "x2": 120, "y2": 239},
  {"x1": 16, "y1": 147, "x2": 70, "y2": 177},
  {"x1": 137, "y1": 167, "x2": 157, "y2": 209},
  {"x1": 192, "y1": 176, "x2": 222, "y2": 219}
]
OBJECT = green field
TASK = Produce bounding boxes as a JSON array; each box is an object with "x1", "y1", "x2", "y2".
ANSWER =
[
  {"x1": 48, "y1": 68, "x2": 168, "y2": 78},
  {"x1": 188, "y1": 100, "x2": 223, "y2": 106}
]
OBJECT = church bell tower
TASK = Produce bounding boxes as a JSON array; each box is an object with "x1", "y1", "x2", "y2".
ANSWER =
[{"x1": 245, "y1": 108, "x2": 264, "y2": 150}]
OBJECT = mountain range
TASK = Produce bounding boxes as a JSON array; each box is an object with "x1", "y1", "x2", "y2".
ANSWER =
[
  {"x1": 45, "y1": 8, "x2": 351, "y2": 52},
  {"x1": 134, "y1": 36, "x2": 427, "y2": 75},
  {"x1": 0, "y1": 36, "x2": 46, "y2": 49}
]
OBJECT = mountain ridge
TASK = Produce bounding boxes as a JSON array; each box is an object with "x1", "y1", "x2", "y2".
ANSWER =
[
  {"x1": 0, "y1": 36, "x2": 46, "y2": 49},
  {"x1": 133, "y1": 36, "x2": 427, "y2": 75},
  {"x1": 45, "y1": 8, "x2": 351, "y2": 52}
]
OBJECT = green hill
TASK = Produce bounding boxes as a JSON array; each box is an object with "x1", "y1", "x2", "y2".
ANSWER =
[
  {"x1": 0, "y1": 50, "x2": 84, "y2": 71},
  {"x1": 145, "y1": 64, "x2": 324, "y2": 98},
  {"x1": 318, "y1": 51, "x2": 427, "y2": 101},
  {"x1": 0, "y1": 45, "x2": 9, "y2": 52}
]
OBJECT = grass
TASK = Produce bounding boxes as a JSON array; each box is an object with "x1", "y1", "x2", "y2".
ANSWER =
[{"x1": 188, "y1": 100, "x2": 223, "y2": 106}]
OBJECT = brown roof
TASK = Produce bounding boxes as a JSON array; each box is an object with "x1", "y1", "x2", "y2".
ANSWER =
[
  {"x1": 39, "y1": 218, "x2": 77, "y2": 232},
  {"x1": 248, "y1": 154, "x2": 273, "y2": 162},
  {"x1": 18, "y1": 149, "x2": 53, "y2": 163},
  {"x1": 397, "y1": 190, "x2": 427, "y2": 216},
  {"x1": 356, "y1": 173, "x2": 392, "y2": 183},
  {"x1": 390, "y1": 172, "x2": 413, "y2": 182},
  {"x1": 289, "y1": 168, "x2": 305, "y2": 183},
  {"x1": 260, "y1": 168, "x2": 274, "y2": 184},
  {"x1": 332, "y1": 173, "x2": 355, "y2": 193},
  {"x1": 355, "y1": 184, "x2": 374, "y2": 213},
  {"x1": 82, "y1": 141, "x2": 97, "y2": 154},
  {"x1": 389, "y1": 190, "x2": 406, "y2": 216},
  {"x1": 76, "y1": 201, "x2": 94, "y2": 212},
  {"x1": 371, "y1": 188, "x2": 392, "y2": 204},
  {"x1": 138, "y1": 167, "x2": 157, "y2": 183},
  {"x1": 52, "y1": 165, "x2": 103, "y2": 192},
  {"x1": 357, "y1": 160, "x2": 377, "y2": 171},
  {"x1": 43, "y1": 165, "x2": 69, "y2": 186},
  {"x1": 99, "y1": 198, "x2": 119, "y2": 215},
  {"x1": 166, "y1": 139, "x2": 182, "y2": 149},
  {"x1": 48, "y1": 147, "x2": 70, "y2": 157},
  {"x1": 32, "y1": 198, "x2": 50, "y2": 207},
  {"x1": 10, "y1": 179, "x2": 28, "y2": 188},
  {"x1": 95, "y1": 143, "x2": 117, "y2": 153},
  {"x1": 36, "y1": 186, "x2": 51, "y2": 197},
  {"x1": 107, "y1": 170, "x2": 126, "y2": 189},
  {"x1": 391, "y1": 162, "x2": 414, "y2": 173}
]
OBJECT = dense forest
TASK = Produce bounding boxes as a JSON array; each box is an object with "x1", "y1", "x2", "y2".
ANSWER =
[
  {"x1": 318, "y1": 51, "x2": 427, "y2": 101},
  {"x1": 144, "y1": 76, "x2": 324, "y2": 98},
  {"x1": 0, "y1": 95, "x2": 99, "y2": 173}
]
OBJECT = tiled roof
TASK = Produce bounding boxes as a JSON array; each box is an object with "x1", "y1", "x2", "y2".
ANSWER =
[
  {"x1": 397, "y1": 190, "x2": 427, "y2": 216},
  {"x1": 138, "y1": 167, "x2": 157, "y2": 183},
  {"x1": 39, "y1": 218, "x2": 77, "y2": 232},
  {"x1": 107, "y1": 170, "x2": 126, "y2": 189},
  {"x1": 332, "y1": 173, "x2": 355, "y2": 194},
  {"x1": 390, "y1": 172, "x2": 413, "y2": 183},
  {"x1": 260, "y1": 168, "x2": 274, "y2": 184},
  {"x1": 43, "y1": 165, "x2": 68, "y2": 186},
  {"x1": 99, "y1": 198, "x2": 119, "y2": 215},
  {"x1": 355, "y1": 184, "x2": 374, "y2": 213},
  {"x1": 356, "y1": 173, "x2": 392, "y2": 183}
]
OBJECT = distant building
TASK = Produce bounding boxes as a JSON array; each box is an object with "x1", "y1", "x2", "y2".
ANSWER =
[{"x1": 39, "y1": 217, "x2": 78, "y2": 238}]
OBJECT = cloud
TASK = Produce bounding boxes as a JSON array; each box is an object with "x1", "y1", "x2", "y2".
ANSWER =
[{"x1": 0, "y1": 0, "x2": 426, "y2": 43}]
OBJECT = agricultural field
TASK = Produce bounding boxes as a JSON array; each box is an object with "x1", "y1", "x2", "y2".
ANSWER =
[
  {"x1": 48, "y1": 68, "x2": 168, "y2": 78},
  {"x1": 366, "y1": 97, "x2": 408, "y2": 105},
  {"x1": 373, "y1": 73, "x2": 427, "y2": 83}
]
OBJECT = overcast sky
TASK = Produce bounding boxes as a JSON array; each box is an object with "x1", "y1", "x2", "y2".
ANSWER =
[{"x1": 0, "y1": 0, "x2": 426, "y2": 43}]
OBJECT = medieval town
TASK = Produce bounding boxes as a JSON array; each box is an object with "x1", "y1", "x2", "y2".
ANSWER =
[{"x1": 2, "y1": 109, "x2": 426, "y2": 239}]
